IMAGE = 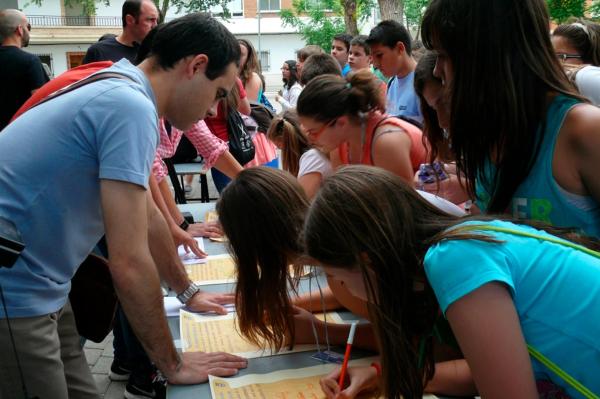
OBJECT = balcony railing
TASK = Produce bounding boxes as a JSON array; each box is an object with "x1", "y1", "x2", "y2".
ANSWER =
[{"x1": 29, "y1": 15, "x2": 122, "y2": 27}]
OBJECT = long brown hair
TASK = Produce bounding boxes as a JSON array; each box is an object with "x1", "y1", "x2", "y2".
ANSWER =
[
  {"x1": 421, "y1": 0, "x2": 584, "y2": 213},
  {"x1": 238, "y1": 38, "x2": 261, "y2": 86},
  {"x1": 217, "y1": 167, "x2": 309, "y2": 350},
  {"x1": 297, "y1": 69, "x2": 385, "y2": 123},
  {"x1": 413, "y1": 50, "x2": 453, "y2": 162},
  {"x1": 303, "y1": 165, "x2": 600, "y2": 398},
  {"x1": 267, "y1": 110, "x2": 311, "y2": 177}
]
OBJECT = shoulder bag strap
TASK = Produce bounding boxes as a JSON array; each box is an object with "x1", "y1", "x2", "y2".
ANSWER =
[{"x1": 31, "y1": 71, "x2": 134, "y2": 110}]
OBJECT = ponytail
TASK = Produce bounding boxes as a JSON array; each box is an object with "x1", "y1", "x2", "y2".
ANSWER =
[
  {"x1": 267, "y1": 110, "x2": 311, "y2": 177},
  {"x1": 297, "y1": 69, "x2": 384, "y2": 122}
]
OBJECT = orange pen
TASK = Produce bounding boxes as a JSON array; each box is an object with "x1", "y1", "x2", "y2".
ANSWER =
[{"x1": 338, "y1": 321, "x2": 358, "y2": 389}]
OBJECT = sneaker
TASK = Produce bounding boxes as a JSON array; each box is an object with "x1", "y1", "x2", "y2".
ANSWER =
[
  {"x1": 184, "y1": 184, "x2": 193, "y2": 194},
  {"x1": 109, "y1": 359, "x2": 131, "y2": 382},
  {"x1": 124, "y1": 375, "x2": 156, "y2": 399}
]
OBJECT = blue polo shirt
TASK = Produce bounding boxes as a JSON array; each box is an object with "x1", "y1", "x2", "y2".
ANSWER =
[{"x1": 0, "y1": 59, "x2": 159, "y2": 318}]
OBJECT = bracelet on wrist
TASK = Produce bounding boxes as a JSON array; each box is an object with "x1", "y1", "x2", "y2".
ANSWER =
[
  {"x1": 370, "y1": 362, "x2": 381, "y2": 377},
  {"x1": 179, "y1": 219, "x2": 190, "y2": 231}
]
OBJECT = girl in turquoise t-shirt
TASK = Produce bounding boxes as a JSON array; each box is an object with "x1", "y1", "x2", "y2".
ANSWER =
[{"x1": 305, "y1": 166, "x2": 600, "y2": 399}]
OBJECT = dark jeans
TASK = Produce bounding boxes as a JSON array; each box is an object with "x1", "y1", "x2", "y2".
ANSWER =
[{"x1": 113, "y1": 305, "x2": 153, "y2": 377}]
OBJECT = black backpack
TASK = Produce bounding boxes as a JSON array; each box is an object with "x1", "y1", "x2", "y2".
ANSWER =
[
  {"x1": 226, "y1": 107, "x2": 255, "y2": 165},
  {"x1": 249, "y1": 101, "x2": 275, "y2": 133}
]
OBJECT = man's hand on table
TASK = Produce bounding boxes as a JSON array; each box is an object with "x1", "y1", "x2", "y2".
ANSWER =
[
  {"x1": 187, "y1": 290, "x2": 236, "y2": 314},
  {"x1": 187, "y1": 221, "x2": 223, "y2": 238},
  {"x1": 166, "y1": 352, "x2": 247, "y2": 384}
]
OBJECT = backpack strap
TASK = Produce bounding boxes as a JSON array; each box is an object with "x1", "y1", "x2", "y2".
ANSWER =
[{"x1": 31, "y1": 71, "x2": 134, "y2": 110}]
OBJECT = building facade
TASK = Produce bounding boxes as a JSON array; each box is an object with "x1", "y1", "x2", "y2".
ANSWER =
[{"x1": 0, "y1": 0, "x2": 308, "y2": 86}]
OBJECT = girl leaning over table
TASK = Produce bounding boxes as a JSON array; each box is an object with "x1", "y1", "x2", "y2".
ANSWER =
[{"x1": 305, "y1": 166, "x2": 600, "y2": 399}]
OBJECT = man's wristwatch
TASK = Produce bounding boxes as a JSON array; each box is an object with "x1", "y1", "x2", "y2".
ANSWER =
[
  {"x1": 179, "y1": 219, "x2": 189, "y2": 231},
  {"x1": 176, "y1": 282, "x2": 200, "y2": 304}
]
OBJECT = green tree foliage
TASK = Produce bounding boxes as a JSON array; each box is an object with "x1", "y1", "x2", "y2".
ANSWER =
[
  {"x1": 546, "y1": 0, "x2": 586, "y2": 23},
  {"x1": 403, "y1": 0, "x2": 429, "y2": 38},
  {"x1": 281, "y1": 0, "x2": 345, "y2": 52},
  {"x1": 280, "y1": 0, "x2": 373, "y2": 51}
]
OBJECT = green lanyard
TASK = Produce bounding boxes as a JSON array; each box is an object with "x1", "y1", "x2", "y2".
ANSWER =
[{"x1": 460, "y1": 224, "x2": 600, "y2": 399}]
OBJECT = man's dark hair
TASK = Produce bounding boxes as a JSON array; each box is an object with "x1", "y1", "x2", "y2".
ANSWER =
[
  {"x1": 299, "y1": 53, "x2": 341, "y2": 85},
  {"x1": 366, "y1": 20, "x2": 412, "y2": 55},
  {"x1": 122, "y1": 0, "x2": 143, "y2": 28},
  {"x1": 333, "y1": 33, "x2": 353, "y2": 52},
  {"x1": 148, "y1": 13, "x2": 240, "y2": 79},
  {"x1": 350, "y1": 35, "x2": 370, "y2": 55}
]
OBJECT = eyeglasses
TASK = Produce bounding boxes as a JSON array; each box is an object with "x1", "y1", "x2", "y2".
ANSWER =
[
  {"x1": 305, "y1": 119, "x2": 336, "y2": 140},
  {"x1": 556, "y1": 53, "x2": 582, "y2": 63}
]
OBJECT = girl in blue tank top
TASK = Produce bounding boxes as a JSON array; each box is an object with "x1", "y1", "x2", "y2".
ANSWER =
[{"x1": 418, "y1": 0, "x2": 600, "y2": 238}]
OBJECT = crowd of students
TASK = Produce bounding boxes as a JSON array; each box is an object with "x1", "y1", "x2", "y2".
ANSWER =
[
  {"x1": 2, "y1": 0, "x2": 600, "y2": 398},
  {"x1": 222, "y1": 1, "x2": 600, "y2": 399}
]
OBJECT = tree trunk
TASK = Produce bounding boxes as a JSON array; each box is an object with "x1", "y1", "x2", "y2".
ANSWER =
[
  {"x1": 378, "y1": 0, "x2": 403, "y2": 23},
  {"x1": 153, "y1": 0, "x2": 169, "y2": 23},
  {"x1": 343, "y1": 0, "x2": 359, "y2": 36}
]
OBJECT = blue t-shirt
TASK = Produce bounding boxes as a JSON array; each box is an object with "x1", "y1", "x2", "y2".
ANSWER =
[
  {"x1": 424, "y1": 220, "x2": 600, "y2": 398},
  {"x1": 475, "y1": 94, "x2": 600, "y2": 237},
  {"x1": 341, "y1": 63, "x2": 351, "y2": 77},
  {"x1": 385, "y1": 70, "x2": 422, "y2": 124},
  {"x1": 0, "y1": 59, "x2": 158, "y2": 318}
]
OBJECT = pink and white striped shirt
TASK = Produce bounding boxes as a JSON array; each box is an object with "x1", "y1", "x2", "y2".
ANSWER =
[{"x1": 152, "y1": 119, "x2": 228, "y2": 183}]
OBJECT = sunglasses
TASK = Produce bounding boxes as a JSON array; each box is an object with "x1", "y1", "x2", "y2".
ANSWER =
[{"x1": 305, "y1": 119, "x2": 337, "y2": 140}]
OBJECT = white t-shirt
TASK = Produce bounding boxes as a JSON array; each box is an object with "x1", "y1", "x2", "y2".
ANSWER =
[
  {"x1": 279, "y1": 82, "x2": 303, "y2": 111},
  {"x1": 417, "y1": 190, "x2": 465, "y2": 216},
  {"x1": 575, "y1": 65, "x2": 600, "y2": 106},
  {"x1": 298, "y1": 148, "x2": 333, "y2": 178}
]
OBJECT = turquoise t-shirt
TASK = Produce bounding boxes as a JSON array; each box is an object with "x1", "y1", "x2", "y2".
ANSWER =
[
  {"x1": 0, "y1": 59, "x2": 158, "y2": 318},
  {"x1": 476, "y1": 94, "x2": 600, "y2": 237},
  {"x1": 424, "y1": 220, "x2": 600, "y2": 398}
]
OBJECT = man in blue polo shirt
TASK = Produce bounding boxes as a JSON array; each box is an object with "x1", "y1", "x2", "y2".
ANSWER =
[{"x1": 0, "y1": 14, "x2": 247, "y2": 398}]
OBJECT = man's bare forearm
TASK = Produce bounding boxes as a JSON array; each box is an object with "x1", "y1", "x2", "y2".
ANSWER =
[
  {"x1": 110, "y1": 254, "x2": 180, "y2": 376},
  {"x1": 158, "y1": 177, "x2": 185, "y2": 224},
  {"x1": 146, "y1": 192, "x2": 192, "y2": 293}
]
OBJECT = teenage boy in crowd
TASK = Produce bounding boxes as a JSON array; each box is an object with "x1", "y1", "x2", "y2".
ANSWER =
[
  {"x1": 296, "y1": 44, "x2": 324, "y2": 81},
  {"x1": 367, "y1": 20, "x2": 422, "y2": 124},
  {"x1": 0, "y1": 14, "x2": 247, "y2": 399},
  {"x1": 331, "y1": 33, "x2": 353, "y2": 77}
]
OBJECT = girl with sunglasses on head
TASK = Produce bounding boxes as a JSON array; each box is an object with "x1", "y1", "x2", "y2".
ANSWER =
[
  {"x1": 297, "y1": 69, "x2": 427, "y2": 183},
  {"x1": 420, "y1": 0, "x2": 600, "y2": 238},
  {"x1": 552, "y1": 19, "x2": 600, "y2": 105},
  {"x1": 307, "y1": 165, "x2": 600, "y2": 399},
  {"x1": 267, "y1": 110, "x2": 332, "y2": 199}
]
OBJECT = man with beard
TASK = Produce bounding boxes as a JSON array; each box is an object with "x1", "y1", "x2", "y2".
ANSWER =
[{"x1": 0, "y1": 9, "x2": 48, "y2": 130}]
